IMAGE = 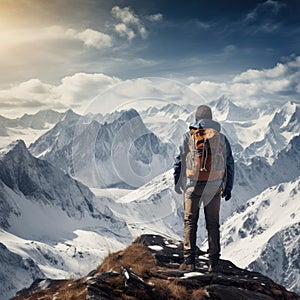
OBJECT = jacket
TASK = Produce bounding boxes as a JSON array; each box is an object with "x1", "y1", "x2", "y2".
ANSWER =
[{"x1": 173, "y1": 119, "x2": 234, "y2": 194}]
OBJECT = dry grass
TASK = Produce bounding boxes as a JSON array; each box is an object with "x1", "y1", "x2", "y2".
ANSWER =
[
  {"x1": 13, "y1": 242, "x2": 209, "y2": 300},
  {"x1": 13, "y1": 279, "x2": 87, "y2": 300},
  {"x1": 97, "y1": 243, "x2": 157, "y2": 278},
  {"x1": 191, "y1": 288, "x2": 209, "y2": 299}
]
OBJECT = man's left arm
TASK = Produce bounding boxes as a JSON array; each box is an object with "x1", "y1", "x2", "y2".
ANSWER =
[{"x1": 223, "y1": 137, "x2": 235, "y2": 200}]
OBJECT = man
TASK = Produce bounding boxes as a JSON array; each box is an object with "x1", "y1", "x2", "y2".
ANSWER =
[{"x1": 173, "y1": 105, "x2": 234, "y2": 272}]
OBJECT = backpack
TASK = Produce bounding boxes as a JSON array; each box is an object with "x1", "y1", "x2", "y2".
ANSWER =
[{"x1": 186, "y1": 127, "x2": 225, "y2": 181}]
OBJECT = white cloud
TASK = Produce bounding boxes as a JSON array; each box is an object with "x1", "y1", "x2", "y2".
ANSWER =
[
  {"x1": 0, "y1": 26, "x2": 112, "y2": 52},
  {"x1": 111, "y1": 6, "x2": 148, "y2": 40},
  {"x1": 147, "y1": 13, "x2": 163, "y2": 22},
  {"x1": 114, "y1": 23, "x2": 135, "y2": 41},
  {"x1": 2, "y1": 56, "x2": 300, "y2": 118},
  {"x1": 189, "y1": 55, "x2": 300, "y2": 105},
  {"x1": 111, "y1": 6, "x2": 140, "y2": 25},
  {"x1": 190, "y1": 81, "x2": 228, "y2": 99},
  {"x1": 67, "y1": 28, "x2": 112, "y2": 49},
  {"x1": 0, "y1": 79, "x2": 54, "y2": 101},
  {"x1": 0, "y1": 73, "x2": 121, "y2": 117},
  {"x1": 54, "y1": 73, "x2": 121, "y2": 104},
  {"x1": 0, "y1": 76, "x2": 205, "y2": 117}
]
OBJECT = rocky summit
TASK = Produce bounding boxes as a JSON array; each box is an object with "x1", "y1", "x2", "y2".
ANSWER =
[{"x1": 12, "y1": 234, "x2": 299, "y2": 300}]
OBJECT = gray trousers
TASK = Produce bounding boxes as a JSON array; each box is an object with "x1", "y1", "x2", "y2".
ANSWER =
[{"x1": 184, "y1": 184, "x2": 221, "y2": 262}]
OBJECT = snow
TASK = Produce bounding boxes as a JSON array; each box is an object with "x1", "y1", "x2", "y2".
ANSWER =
[
  {"x1": 148, "y1": 245, "x2": 164, "y2": 251},
  {"x1": 180, "y1": 271, "x2": 206, "y2": 278},
  {"x1": 1, "y1": 99, "x2": 300, "y2": 297},
  {"x1": 0, "y1": 127, "x2": 52, "y2": 148},
  {"x1": 220, "y1": 178, "x2": 300, "y2": 291}
]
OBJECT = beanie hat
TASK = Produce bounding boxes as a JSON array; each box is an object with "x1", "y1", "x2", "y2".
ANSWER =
[{"x1": 195, "y1": 105, "x2": 212, "y2": 120}]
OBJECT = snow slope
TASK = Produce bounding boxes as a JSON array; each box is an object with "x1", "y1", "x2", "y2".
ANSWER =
[
  {"x1": 0, "y1": 140, "x2": 131, "y2": 299},
  {"x1": 30, "y1": 108, "x2": 175, "y2": 189},
  {"x1": 221, "y1": 178, "x2": 300, "y2": 293}
]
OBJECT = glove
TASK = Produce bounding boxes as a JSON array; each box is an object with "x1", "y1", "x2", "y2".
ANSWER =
[
  {"x1": 175, "y1": 184, "x2": 183, "y2": 194},
  {"x1": 224, "y1": 192, "x2": 231, "y2": 201},
  {"x1": 222, "y1": 190, "x2": 231, "y2": 201}
]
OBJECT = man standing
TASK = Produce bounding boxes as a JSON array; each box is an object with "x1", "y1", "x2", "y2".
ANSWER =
[{"x1": 174, "y1": 105, "x2": 234, "y2": 272}]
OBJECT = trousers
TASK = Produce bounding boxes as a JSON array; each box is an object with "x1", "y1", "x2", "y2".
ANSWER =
[{"x1": 183, "y1": 183, "x2": 221, "y2": 262}]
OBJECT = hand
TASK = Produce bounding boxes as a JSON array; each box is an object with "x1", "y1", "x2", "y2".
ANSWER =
[
  {"x1": 222, "y1": 191, "x2": 231, "y2": 201},
  {"x1": 225, "y1": 192, "x2": 231, "y2": 201},
  {"x1": 175, "y1": 185, "x2": 183, "y2": 194}
]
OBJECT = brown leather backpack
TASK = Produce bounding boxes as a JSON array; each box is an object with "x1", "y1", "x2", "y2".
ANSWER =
[{"x1": 186, "y1": 128, "x2": 225, "y2": 181}]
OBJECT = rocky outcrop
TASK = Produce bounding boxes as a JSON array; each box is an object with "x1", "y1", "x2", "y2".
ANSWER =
[{"x1": 12, "y1": 234, "x2": 299, "y2": 300}]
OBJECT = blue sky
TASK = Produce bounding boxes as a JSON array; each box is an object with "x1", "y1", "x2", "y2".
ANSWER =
[{"x1": 0, "y1": 0, "x2": 299, "y2": 116}]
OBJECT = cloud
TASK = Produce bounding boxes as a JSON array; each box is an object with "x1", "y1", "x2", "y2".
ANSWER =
[
  {"x1": 54, "y1": 73, "x2": 121, "y2": 104},
  {"x1": 246, "y1": 0, "x2": 284, "y2": 21},
  {"x1": 0, "y1": 26, "x2": 112, "y2": 50},
  {"x1": 0, "y1": 73, "x2": 121, "y2": 117},
  {"x1": 114, "y1": 23, "x2": 135, "y2": 41},
  {"x1": 244, "y1": 0, "x2": 286, "y2": 33},
  {"x1": 189, "y1": 55, "x2": 300, "y2": 105},
  {"x1": 66, "y1": 28, "x2": 112, "y2": 49},
  {"x1": 147, "y1": 13, "x2": 163, "y2": 22},
  {"x1": 111, "y1": 6, "x2": 148, "y2": 40},
  {"x1": 0, "y1": 75, "x2": 205, "y2": 117},
  {"x1": 2, "y1": 55, "x2": 300, "y2": 118}
]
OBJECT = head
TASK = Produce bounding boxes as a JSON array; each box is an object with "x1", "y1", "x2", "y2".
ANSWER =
[{"x1": 195, "y1": 105, "x2": 212, "y2": 121}]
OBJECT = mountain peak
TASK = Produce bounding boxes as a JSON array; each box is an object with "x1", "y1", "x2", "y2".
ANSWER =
[
  {"x1": 14, "y1": 234, "x2": 300, "y2": 300},
  {"x1": 0, "y1": 139, "x2": 28, "y2": 157},
  {"x1": 215, "y1": 95, "x2": 235, "y2": 110},
  {"x1": 61, "y1": 109, "x2": 80, "y2": 122},
  {"x1": 211, "y1": 95, "x2": 257, "y2": 121}
]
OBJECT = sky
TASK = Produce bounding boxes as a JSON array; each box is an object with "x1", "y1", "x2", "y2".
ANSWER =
[{"x1": 0, "y1": 0, "x2": 300, "y2": 117}]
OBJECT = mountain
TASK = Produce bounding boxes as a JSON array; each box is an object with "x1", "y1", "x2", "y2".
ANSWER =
[
  {"x1": 141, "y1": 103, "x2": 190, "y2": 147},
  {"x1": 231, "y1": 134, "x2": 300, "y2": 205},
  {"x1": 91, "y1": 169, "x2": 184, "y2": 241},
  {"x1": 248, "y1": 222, "x2": 300, "y2": 294},
  {"x1": 29, "y1": 108, "x2": 174, "y2": 189},
  {"x1": 0, "y1": 109, "x2": 67, "y2": 148},
  {"x1": 12, "y1": 234, "x2": 300, "y2": 300},
  {"x1": 0, "y1": 242, "x2": 44, "y2": 300},
  {"x1": 221, "y1": 177, "x2": 300, "y2": 294},
  {"x1": 0, "y1": 109, "x2": 64, "y2": 131},
  {"x1": 243, "y1": 101, "x2": 300, "y2": 162},
  {"x1": 2, "y1": 98, "x2": 300, "y2": 297},
  {"x1": 210, "y1": 96, "x2": 258, "y2": 122},
  {"x1": 0, "y1": 140, "x2": 131, "y2": 299}
]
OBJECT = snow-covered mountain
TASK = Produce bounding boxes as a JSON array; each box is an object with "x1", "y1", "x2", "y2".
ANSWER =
[
  {"x1": 0, "y1": 109, "x2": 66, "y2": 148},
  {"x1": 29, "y1": 108, "x2": 175, "y2": 189},
  {"x1": 92, "y1": 169, "x2": 184, "y2": 241},
  {"x1": 141, "y1": 103, "x2": 190, "y2": 145},
  {"x1": 244, "y1": 101, "x2": 300, "y2": 162},
  {"x1": 210, "y1": 96, "x2": 258, "y2": 122},
  {"x1": 1, "y1": 97, "x2": 300, "y2": 297},
  {"x1": 0, "y1": 241, "x2": 44, "y2": 300},
  {"x1": 221, "y1": 177, "x2": 300, "y2": 293},
  {"x1": 0, "y1": 140, "x2": 131, "y2": 299}
]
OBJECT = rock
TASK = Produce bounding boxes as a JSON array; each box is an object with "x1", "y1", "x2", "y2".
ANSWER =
[{"x1": 12, "y1": 234, "x2": 300, "y2": 300}]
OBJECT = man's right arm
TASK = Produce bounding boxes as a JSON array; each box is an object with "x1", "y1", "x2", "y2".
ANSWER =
[{"x1": 173, "y1": 132, "x2": 189, "y2": 193}]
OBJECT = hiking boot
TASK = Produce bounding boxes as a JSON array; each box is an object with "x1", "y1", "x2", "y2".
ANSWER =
[
  {"x1": 179, "y1": 256, "x2": 196, "y2": 272},
  {"x1": 208, "y1": 261, "x2": 223, "y2": 273},
  {"x1": 179, "y1": 262, "x2": 196, "y2": 272}
]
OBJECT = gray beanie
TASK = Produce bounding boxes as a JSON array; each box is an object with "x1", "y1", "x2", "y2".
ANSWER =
[{"x1": 195, "y1": 105, "x2": 212, "y2": 120}]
